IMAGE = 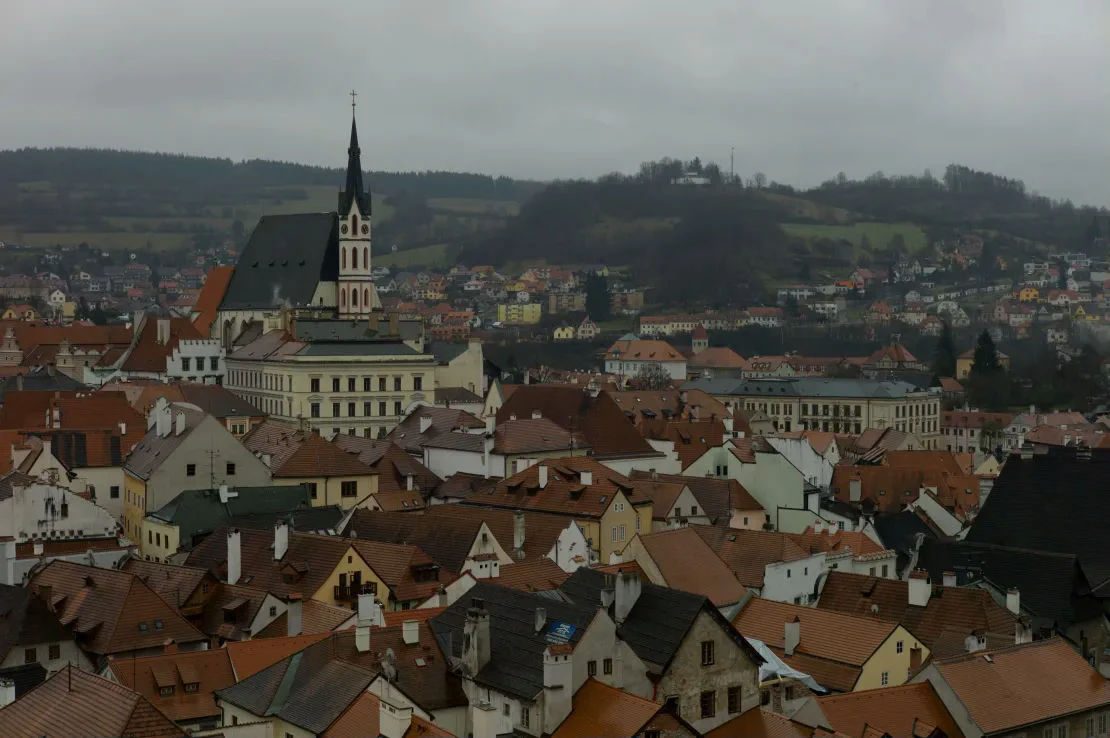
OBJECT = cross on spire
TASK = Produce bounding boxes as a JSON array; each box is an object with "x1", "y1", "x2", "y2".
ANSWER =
[{"x1": 349, "y1": 89, "x2": 358, "y2": 116}]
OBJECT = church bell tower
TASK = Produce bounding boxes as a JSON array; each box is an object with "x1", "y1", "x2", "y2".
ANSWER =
[{"x1": 337, "y1": 91, "x2": 377, "y2": 318}]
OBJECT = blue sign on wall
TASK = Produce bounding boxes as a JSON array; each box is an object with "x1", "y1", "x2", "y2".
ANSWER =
[{"x1": 544, "y1": 621, "x2": 577, "y2": 644}]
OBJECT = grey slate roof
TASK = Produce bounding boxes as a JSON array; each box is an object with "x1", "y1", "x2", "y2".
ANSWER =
[
  {"x1": 295, "y1": 318, "x2": 423, "y2": 343},
  {"x1": 683, "y1": 376, "x2": 932, "y2": 399},
  {"x1": 298, "y1": 341, "x2": 419, "y2": 357},
  {"x1": 557, "y1": 568, "x2": 762, "y2": 672},
  {"x1": 430, "y1": 581, "x2": 597, "y2": 700},
  {"x1": 431, "y1": 342, "x2": 469, "y2": 363},
  {"x1": 0, "y1": 369, "x2": 85, "y2": 403},
  {"x1": 216, "y1": 637, "x2": 374, "y2": 734},
  {"x1": 220, "y1": 213, "x2": 339, "y2": 310}
]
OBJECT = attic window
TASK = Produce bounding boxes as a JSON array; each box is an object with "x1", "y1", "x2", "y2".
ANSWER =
[
  {"x1": 154, "y1": 620, "x2": 164, "y2": 631},
  {"x1": 184, "y1": 682, "x2": 199, "y2": 694},
  {"x1": 415, "y1": 657, "x2": 426, "y2": 667},
  {"x1": 599, "y1": 496, "x2": 608, "y2": 504},
  {"x1": 138, "y1": 622, "x2": 149, "y2": 632}
]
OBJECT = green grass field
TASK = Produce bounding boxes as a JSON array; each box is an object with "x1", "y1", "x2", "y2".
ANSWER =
[
  {"x1": 376, "y1": 243, "x2": 460, "y2": 269},
  {"x1": 781, "y1": 221, "x2": 928, "y2": 253},
  {"x1": 429, "y1": 198, "x2": 520, "y2": 216},
  {"x1": 761, "y1": 192, "x2": 855, "y2": 223}
]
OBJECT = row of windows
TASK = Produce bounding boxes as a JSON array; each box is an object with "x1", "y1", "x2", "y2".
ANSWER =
[
  {"x1": 310, "y1": 401, "x2": 404, "y2": 418},
  {"x1": 800, "y1": 403, "x2": 861, "y2": 417},
  {"x1": 185, "y1": 462, "x2": 236, "y2": 477},
  {"x1": 896, "y1": 402, "x2": 938, "y2": 417},
  {"x1": 672, "y1": 685, "x2": 743, "y2": 720},
  {"x1": 24, "y1": 645, "x2": 61, "y2": 664},
  {"x1": 310, "y1": 375, "x2": 421, "y2": 393},
  {"x1": 179, "y1": 357, "x2": 219, "y2": 373},
  {"x1": 895, "y1": 420, "x2": 937, "y2": 433},
  {"x1": 328, "y1": 427, "x2": 390, "y2": 439}
]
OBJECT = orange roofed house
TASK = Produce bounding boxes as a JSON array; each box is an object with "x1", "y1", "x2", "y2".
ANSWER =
[{"x1": 604, "y1": 336, "x2": 688, "y2": 381}]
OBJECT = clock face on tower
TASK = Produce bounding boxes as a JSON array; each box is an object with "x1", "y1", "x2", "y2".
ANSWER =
[
  {"x1": 341, "y1": 224, "x2": 349, "y2": 235},
  {"x1": 361, "y1": 224, "x2": 369, "y2": 234}
]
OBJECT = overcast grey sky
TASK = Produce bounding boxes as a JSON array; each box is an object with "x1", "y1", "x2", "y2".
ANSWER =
[{"x1": 4, "y1": 0, "x2": 1109, "y2": 205}]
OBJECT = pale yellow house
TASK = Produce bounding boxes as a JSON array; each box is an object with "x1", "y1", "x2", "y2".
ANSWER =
[
  {"x1": 497, "y1": 302, "x2": 542, "y2": 325},
  {"x1": 553, "y1": 325, "x2": 575, "y2": 341},
  {"x1": 241, "y1": 421, "x2": 379, "y2": 509},
  {"x1": 733, "y1": 597, "x2": 929, "y2": 693}
]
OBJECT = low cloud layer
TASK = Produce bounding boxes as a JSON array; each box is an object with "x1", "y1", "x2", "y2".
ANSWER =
[{"x1": 4, "y1": 0, "x2": 1108, "y2": 204}]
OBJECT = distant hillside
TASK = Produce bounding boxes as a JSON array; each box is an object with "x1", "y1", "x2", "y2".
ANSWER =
[{"x1": 0, "y1": 147, "x2": 544, "y2": 254}]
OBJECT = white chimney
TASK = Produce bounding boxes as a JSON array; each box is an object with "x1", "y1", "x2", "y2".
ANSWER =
[
  {"x1": 483, "y1": 433, "x2": 495, "y2": 480},
  {"x1": 784, "y1": 616, "x2": 801, "y2": 657},
  {"x1": 538, "y1": 465, "x2": 549, "y2": 489},
  {"x1": 1006, "y1": 587, "x2": 1021, "y2": 615},
  {"x1": 812, "y1": 520, "x2": 823, "y2": 534},
  {"x1": 908, "y1": 571, "x2": 931, "y2": 608},
  {"x1": 534, "y1": 607, "x2": 547, "y2": 634},
  {"x1": 402, "y1": 619, "x2": 419, "y2": 646},
  {"x1": 849, "y1": 478, "x2": 862, "y2": 503},
  {"x1": 118, "y1": 421, "x2": 127, "y2": 436},
  {"x1": 286, "y1": 595, "x2": 303, "y2": 636},
  {"x1": 156, "y1": 318, "x2": 171, "y2": 346},
  {"x1": 471, "y1": 701, "x2": 499, "y2": 738},
  {"x1": 0, "y1": 677, "x2": 14, "y2": 707},
  {"x1": 485, "y1": 415, "x2": 495, "y2": 434},
  {"x1": 156, "y1": 406, "x2": 171, "y2": 437},
  {"x1": 942, "y1": 571, "x2": 957, "y2": 587},
  {"x1": 406, "y1": 474, "x2": 415, "y2": 492},
  {"x1": 513, "y1": 511, "x2": 525, "y2": 554},
  {"x1": 226, "y1": 529, "x2": 241, "y2": 585},
  {"x1": 356, "y1": 594, "x2": 374, "y2": 653},
  {"x1": 174, "y1": 410, "x2": 186, "y2": 436},
  {"x1": 419, "y1": 415, "x2": 433, "y2": 434},
  {"x1": 579, "y1": 470, "x2": 593, "y2": 486},
  {"x1": 273, "y1": 520, "x2": 289, "y2": 561},
  {"x1": 614, "y1": 570, "x2": 642, "y2": 623},
  {"x1": 542, "y1": 647, "x2": 573, "y2": 731}
]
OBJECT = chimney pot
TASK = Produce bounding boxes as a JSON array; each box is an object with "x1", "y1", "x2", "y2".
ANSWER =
[
  {"x1": 534, "y1": 607, "x2": 547, "y2": 633},
  {"x1": 538, "y1": 465, "x2": 548, "y2": 489},
  {"x1": 942, "y1": 571, "x2": 957, "y2": 587},
  {"x1": 402, "y1": 619, "x2": 419, "y2": 646},
  {"x1": 1006, "y1": 587, "x2": 1021, "y2": 615},
  {"x1": 908, "y1": 570, "x2": 931, "y2": 608},
  {"x1": 784, "y1": 616, "x2": 801, "y2": 657},
  {"x1": 226, "y1": 529, "x2": 241, "y2": 585}
]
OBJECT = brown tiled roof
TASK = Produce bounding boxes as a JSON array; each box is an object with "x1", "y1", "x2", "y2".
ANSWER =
[
  {"x1": 818, "y1": 682, "x2": 964, "y2": 738},
  {"x1": 494, "y1": 416, "x2": 585, "y2": 454},
  {"x1": 386, "y1": 405, "x2": 484, "y2": 454},
  {"x1": 640, "y1": 417, "x2": 726, "y2": 470},
  {"x1": 186, "y1": 527, "x2": 353, "y2": 599},
  {"x1": 637, "y1": 527, "x2": 748, "y2": 606},
  {"x1": 323, "y1": 691, "x2": 381, "y2": 738},
  {"x1": 733, "y1": 597, "x2": 897, "y2": 692},
  {"x1": 14, "y1": 536, "x2": 130, "y2": 559},
  {"x1": 191, "y1": 266, "x2": 234, "y2": 334},
  {"x1": 254, "y1": 599, "x2": 354, "y2": 638},
  {"x1": 0, "y1": 664, "x2": 186, "y2": 738},
  {"x1": 630, "y1": 480, "x2": 687, "y2": 520},
  {"x1": 706, "y1": 708, "x2": 815, "y2": 737},
  {"x1": 493, "y1": 558, "x2": 570, "y2": 592},
  {"x1": 930, "y1": 638, "x2": 1110, "y2": 734},
  {"x1": 606, "y1": 388, "x2": 733, "y2": 422},
  {"x1": 402, "y1": 714, "x2": 457, "y2": 738},
  {"x1": 381, "y1": 607, "x2": 445, "y2": 629},
  {"x1": 0, "y1": 390, "x2": 144, "y2": 433},
  {"x1": 463, "y1": 455, "x2": 644, "y2": 520},
  {"x1": 350, "y1": 539, "x2": 447, "y2": 603},
  {"x1": 129, "y1": 381, "x2": 266, "y2": 420},
  {"x1": 121, "y1": 558, "x2": 212, "y2": 609},
  {"x1": 331, "y1": 436, "x2": 440, "y2": 494},
  {"x1": 495, "y1": 385, "x2": 658, "y2": 459},
  {"x1": 831, "y1": 462, "x2": 980, "y2": 521},
  {"x1": 198, "y1": 582, "x2": 270, "y2": 641},
  {"x1": 815, "y1": 571, "x2": 1018, "y2": 649},
  {"x1": 941, "y1": 410, "x2": 1014, "y2": 430},
  {"x1": 330, "y1": 624, "x2": 468, "y2": 712},
  {"x1": 691, "y1": 525, "x2": 810, "y2": 588},
  {"x1": 28, "y1": 561, "x2": 207, "y2": 657},
  {"x1": 550, "y1": 678, "x2": 663, "y2": 738},
  {"x1": 121, "y1": 317, "x2": 205, "y2": 373},
  {"x1": 225, "y1": 632, "x2": 331, "y2": 679},
  {"x1": 107, "y1": 647, "x2": 235, "y2": 723},
  {"x1": 370, "y1": 489, "x2": 428, "y2": 512},
  {"x1": 604, "y1": 337, "x2": 684, "y2": 362},
  {"x1": 785, "y1": 526, "x2": 889, "y2": 557},
  {"x1": 272, "y1": 432, "x2": 375, "y2": 478},
  {"x1": 688, "y1": 346, "x2": 748, "y2": 369},
  {"x1": 628, "y1": 470, "x2": 760, "y2": 521}
]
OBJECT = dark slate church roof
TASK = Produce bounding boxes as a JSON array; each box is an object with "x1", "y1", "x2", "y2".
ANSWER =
[
  {"x1": 967, "y1": 447, "x2": 1110, "y2": 590},
  {"x1": 338, "y1": 118, "x2": 371, "y2": 217},
  {"x1": 219, "y1": 213, "x2": 339, "y2": 310}
]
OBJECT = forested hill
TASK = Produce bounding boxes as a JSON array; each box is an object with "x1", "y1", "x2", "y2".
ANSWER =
[{"x1": 0, "y1": 147, "x2": 543, "y2": 202}]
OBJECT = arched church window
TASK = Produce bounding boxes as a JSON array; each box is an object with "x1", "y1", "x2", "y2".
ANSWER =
[
  {"x1": 340, "y1": 288, "x2": 346, "y2": 307},
  {"x1": 352, "y1": 249, "x2": 358, "y2": 269},
  {"x1": 341, "y1": 247, "x2": 346, "y2": 270},
  {"x1": 363, "y1": 247, "x2": 368, "y2": 267},
  {"x1": 363, "y1": 288, "x2": 369, "y2": 306},
  {"x1": 352, "y1": 289, "x2": 359, "y2": 307},
  {"x1": 352, "y1": 214, "x2": 359, "y2": 233}
]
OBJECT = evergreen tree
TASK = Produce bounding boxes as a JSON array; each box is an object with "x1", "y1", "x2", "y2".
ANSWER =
[
  {"x1": 1059, "y1": 260, "x2": 1069, "y2": 290},
  {"x1": 971, "y1": 329, "x2": 1002, "y2": 376},
  {"x1": 585, "y1": 272, "x2": 611, "y2": 322},
  {"x1": 933, "y1": 320, "x2": 958, "y2": 377}
]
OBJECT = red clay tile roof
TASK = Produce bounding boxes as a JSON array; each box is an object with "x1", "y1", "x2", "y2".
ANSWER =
[
  {"x1": 706, "y1": 708, "x2": 815, "y2": 737},
  {"x1": 496, "y1": 385, "x2": 658, "y2": 459},
  {"x1": 831, "y1": 460, "x2": 980, "y2": 520},
  {"x1": 637, "y1": 527, "x2": 749, "y2": 606},
  {"x1": 640, "y1": 417, "x2": 726, "y2": 470},
  {"x1": 402, "y1": 714, "x2": 456, "y2": 738},
  {"x1": 929, "y1": 638, "x2": 1110, "y2": 734},
  {"x1": 689, "y1": 346, "x2": 748, "y2": 369},
  {"x1": 734, "y1": 597, "x2": 897, "y2": 692},
  {"x1": 630, "y1": 480, "x2": 687, "y2": 520},
  {"x1": 324, "y1": 690, "x2": 382, "y2": 738},
  {"x1": 607, "y1": 388, "x2": 733, "y2": 423},
  {"x1": 254, "y1": 599, "x2": 355, "y2": 639},
  {"x1": 690, "y1": 525, "x2": 810, "y2": 589},
  {"x1": 815, "y1": 571, "x2": 1017, "y2": 649},
  {"x1": 0, "y1": 664, "x2": 186, "y2": 738},
  {"x1": 493, "y1": 558, "x2": 570, "y2": 592},
  {"x1": 15, "y1": 536, "x2": 131, "y2": 560},
  {"x1": 107, "y1": 647, "x2": 236, "y2": 723},
  {"x1": 191, "y1": 266, "x2": 234, "y2": 335},
  {"x1": 941, "y1": 410, "x2": 1014, "y2": 430},
  {"x1": 604, "y1": 338, "x2": 684, "y2": 363},
  {"x1": 464, "y1": 456, "x2": 645, "y2": 520},
  {"x1": 243, "y1": 424, "x2": 375, "y2": 478},
  {"x1": 29, "y1": 560, "x2": 207, "y2": 657},
  {"x1": 121, "y1": 317, "x2": 205, "y2": 373},
  {"x1": 381, "y1": 607, "x2": 445, "y2": 629},
  {"x1": 818, "y1": 682, "x2": 964, "y2": 738},
  {"x1": 225, "y1": 632, "x2": 331, "y2": 680},
  {"x1": 550, "y1": 678, "x2": 664, "y2": 738},
  {"x1": 121, "y1": 559, "x2": 212, "y2": 609},
  {"x1": 786, "y1": 526, "x2": 889, "y2": 557},
  {"x1": 331, "y1": 436, "x2": 440, "y2": 495}
]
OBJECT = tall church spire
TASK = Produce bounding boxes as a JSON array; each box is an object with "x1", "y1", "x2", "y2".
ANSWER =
[{"x1": 338, "y1": 93, "x2": 371, "y2": 217}]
